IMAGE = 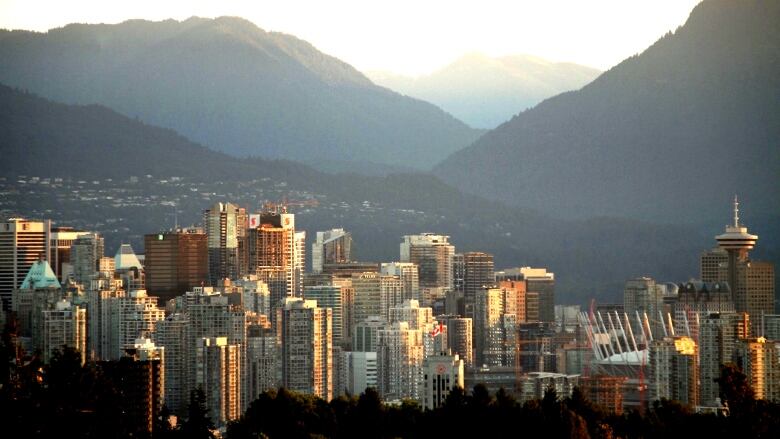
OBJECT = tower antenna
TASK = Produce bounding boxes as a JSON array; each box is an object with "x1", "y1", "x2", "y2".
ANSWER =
[{"x1": 733, "y1": 194, "x2": 739, "y2": 227}]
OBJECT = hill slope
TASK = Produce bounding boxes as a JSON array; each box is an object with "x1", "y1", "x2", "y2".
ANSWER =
[
  {"x1": 0, "y1": 17, "x2": 481, "y2": 169},
  {"x1": 369, "y1": 53, "x2": 600, "y2": 129},
  {"x1": 0, "y1": 84, "x2": 719, "y2": 304},
  {"x1": 434, "y1": 0, "x2": 780, "y2": 222}
]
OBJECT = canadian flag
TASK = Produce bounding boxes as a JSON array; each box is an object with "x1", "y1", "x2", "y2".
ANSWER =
[{"x1": 430, "y1": 322, "x2": 444, "y2": 337}]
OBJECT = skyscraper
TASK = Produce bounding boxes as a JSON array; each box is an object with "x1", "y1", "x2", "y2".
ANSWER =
[
  {"x1": 673, "y1": 281, "x2": 734, "y2": 341},
  {"x1": 41, "y1": 299, "x2": 87, "y2": 364},
  {"x1": 154, "y1": 312, "x2": 189, "y2": 414},
  {"x1": 70, "y1": 233, "x2": 104, "y2": 286},
  {"x1": 624, "y1": 277, "x2": 667, "y2": 337},
  {"x1": 474, "y1": 286, "x2": 519, "y2": 367},
  {"x1": 278, "y1": 298, "x2": 333, "y2": 401},
  {"x1": 699, "y1": 312, "x2": 749, "y2": 406},
  {"x1": 376, "y1": 321, "x2": 424, "y2": 401},
  {"x1": 400, "y1": 234, "x2": 455, "y2": 297},
  {"x1": 248, "y1": 211, "x2": 297, "y2": 297},
  {"x1": 0, "y1": 218, "x2": 51, "y2": 309},
  {"x1": 352, "y1": 272, "x2": 382, "y2": 327},
  {"x1": 205, "y1": 202, "x2": 247, "y2": 284},
  {"x1": 439, "y1": 315, "x2": 474, "y2": 367},
  {"x1": 49, "y1": 227, "x2": 90, "y2": 282},
  {"x1": 734, "y1": 337, "x2": 780, "y2": 402},
  {"x1": 195, "y1": 337, "x2": 242, "y2": 426},
  {"x1": 649, "y1": 336, "x2": 698, "y2": 406},
  {"x1": 144, "y1": 228, "x2": 208, "y2": 303},
  {"x1": 458, "y1": 252, "x2": 495, "y2": 318},
  {"x1": 108, "y1": 339, "x2": 165, "y2": 436},
  {"x1": 381, "y1": 262, "x2": 420, "y2": 303},
  {"x1": 711, "y1": 197, "x2": 775, "y2": 328},
  {"x1": 304, "y1": 285, "x2": 347, "y2": 347},
  {"x1": 312, "y1": 228, "x2": 352, "y2": 274},
  {"x1": 111, "y1": 290, "x2": 166, "y2": 360}
]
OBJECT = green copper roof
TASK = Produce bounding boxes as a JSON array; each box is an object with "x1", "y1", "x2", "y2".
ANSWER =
[{"x1": 20, "y1": 260, "x2": 61, "y2": 290}]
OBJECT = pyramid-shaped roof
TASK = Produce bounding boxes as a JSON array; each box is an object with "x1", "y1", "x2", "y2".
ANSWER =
[
  {"x1": 115, "y1": 244, "x2": 143, "y2": 270},
  {"x1": 20, "y1": 260, "x2": 61, "y2": 290}
]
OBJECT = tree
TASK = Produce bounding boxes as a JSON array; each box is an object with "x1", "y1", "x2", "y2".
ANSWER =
[
  {"x1": 181, "y1": 389, "x2": 216, "y2": 439},
  {"x1": 716, "y1": 363, "x2": 755, "y2": 412}
]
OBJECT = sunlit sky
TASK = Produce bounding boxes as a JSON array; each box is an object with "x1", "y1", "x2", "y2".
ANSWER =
[{"x1": 0, "y1": 0, "x2": 702, "y2": 76}]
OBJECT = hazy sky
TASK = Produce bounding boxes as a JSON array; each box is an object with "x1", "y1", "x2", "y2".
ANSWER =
[{"x1": 0, "y1": 0, "x2": 702, "y2": 75}]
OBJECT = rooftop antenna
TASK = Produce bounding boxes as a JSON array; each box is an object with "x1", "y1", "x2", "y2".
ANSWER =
[{"x1": 733, "y1": 194, "x2": 739, "y2": 227}]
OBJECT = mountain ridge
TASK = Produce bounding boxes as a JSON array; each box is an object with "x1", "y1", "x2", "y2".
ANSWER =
[{"x1": 0, "y1": 16, "x2": 481, "y2": 169}]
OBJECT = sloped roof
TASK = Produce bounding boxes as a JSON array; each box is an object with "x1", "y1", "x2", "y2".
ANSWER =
[
  {"x1": 20, "y1": 260, "x2": 61, "y2": 290},
  {"x1": 115, "y1": 244, "x2": 143, "y2": 269}
]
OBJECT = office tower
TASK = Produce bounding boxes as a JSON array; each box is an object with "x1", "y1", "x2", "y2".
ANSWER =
[
  {"x1": 765, "y1": 314, "x2": 780, "y2": 340},
  {"x1": 247, "y1": 211, "x2": 298, "y2": 297},
  {"x1": 205, "y1": 202, "x2": 247, "y2": 284},
  {"x1": 144, "y1": 228, "x2": 208, "y2": 303},
  {"x1": 711, "y1": 197, "x2": 775, "y2": 327},
  {"x1": 312, "y1": 228, "x2": 352, "y2": 274},
  {"x1": 673, "y1": 281, "x2": 735, "y2": 341},
  {"x1": 376, "y1": 321, "x2": 425, "y2": 401},
  {"x1": 234, "y1": 275, "x2": 271, "y2": 316},
  {"x1": 41, "y1": 299, "x2": 87, "y2": 364},
  {"x1": 458, "y1": 252, "x2": 495, "y2": 318},
  {"x1": 381, "y1": 262, "x2": 420, "y2": 303},
  {"x1": 342, "y1": 351, "x2": 378, "y2": 395},
  {"x1": 521, "y1": 268, "x2": 555, "y2": 323},
  {"x1": 107, "y1": 339, "x2": 165, "y2": 436},
  {"x1": 734, "y1": 337, "x2": 780, "y2": 402},
  {"x1": 323, "y1": 261, "x2": 379, "y2": 278},
  {"x1": 624, "y1": 277, "x2": 668, "y2": 337},
  {"x1": 111, "y1": 290, "x2": 165, "y2": 360},
  {"x1": 699, "y1": 312, "x2": 749, "y2": 406},
  {"x1": 278, "y1": 298, "x2": 333, "y2": 400},
  {"x1": 0, "y1": 218, "x2": 51, "y2": 310},
  {"x1": 649, "y1": 336, "x2": 698, "y2": 406},
  {"x1": 475, "y1": 286, "x2": 519, "y2": 367},
  {"x1": 352, "y1": 272, "x2": 382, "y2": 327},
  {"x1": 438, "y1": 315, "x2": 474, "y2": 367},
  {"x1": 70, "y1": 233, "x2": 104, "y2": 286},
  {"x1": 400, "y1": 234, "x2": 455, "y2": 292},
  {"x1": 305, "y1": 285, "x2": 347, "y2": 347},
  {"x1": 294, "y1": 231, "x2": 306, "y2": 295},
  {"x1": 196, "y1": 337, "x2": 242, "y2": 426},
  {"x1": 49, "y1": 227, "x2": 90, "y2": 282},
  {"x1": 701, "y1": 247, "x2": 728, "y2": 283},
  {"x1": 423, "y1": 353, "x2": 464, "y2": 410},
  {"x1": 353, "y1": 316, "x2": 385, "y2": 352},
  {"x1": 247, "y1": 324, "x2": 278, "y2": 400},
  {"x1": 12, "y1": 259, "x2": 62, "y2": 339}
]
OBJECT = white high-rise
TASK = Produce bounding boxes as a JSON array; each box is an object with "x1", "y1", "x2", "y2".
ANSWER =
[
  {"x1": 42, "y1": 299, "x2": 87, "y2": 364},
  {"x1": 381, "y1": 262, "x2": 420, "y2": 302},
  {"x1": 376, "y1": 321, "x2": 425, "y2": 401},
  {"x1": 196, "y1": 337, "x2": 242, "y2": 427}
]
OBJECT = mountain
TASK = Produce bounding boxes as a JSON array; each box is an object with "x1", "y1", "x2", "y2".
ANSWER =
[
  {"x1": 0, "y1": 84, "x2": 717, "y2": 304},
  {"x1": 368, "y1": 53, "x2": 600, "y2": 129},
  {"x1": 0, "y1": 17, "x2": 481, "y2": 170},
  {"x1": 434, "y1": 0, "x2": 780, "y2": 223}
]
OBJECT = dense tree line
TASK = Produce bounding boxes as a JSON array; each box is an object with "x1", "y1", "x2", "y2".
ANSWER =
[{"x1": 3, "y1": 318, "x2": 780, "y2": 438}]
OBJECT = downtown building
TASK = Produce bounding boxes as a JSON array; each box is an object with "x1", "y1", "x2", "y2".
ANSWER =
[
  {"x1": 699, "y1": 312, "x2": 749, "y2": 406},
  {"x1": 0, "y1": 218, "x2": 50, "y2": 310},
  {"x1": 205, "y1": 202, "x2": 247, "y2": 285},
  {"x1": 196, "y1": 336, "x2": 242, "y2": 427},
  {"x1": 144, "y1": 228, "x2": 208, "y2": 303},
  {"x1": 48, "y1": 226, "x2": 90, "y2": 282},
  {"x1": 422, "y1": 352, "x2": 464, "y2": 410},
  {"x1": 376, "y1": 321, "x2": 425, "y2": 402},
  {"x1": 474, "y1": 286, "x2": 520, "y2": 367},
  {"x1": 278, "y1": 298, "x2": 333, "y2": 401},
  {"x1": 649, "y1": 336, "x2": 698, "y2": 407},
  {"x1": 41, "y1": 299, "x2": 87, "y2": 364},
  {"x1": 400, "y1": 234, "x2": 455, "y2": 306},
  {"x1": 704, "y1": 198, "x2": 775, "y2": 334},
  {"x1": 312, "y1": 228, "x2": 352, "y2": 274}
]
